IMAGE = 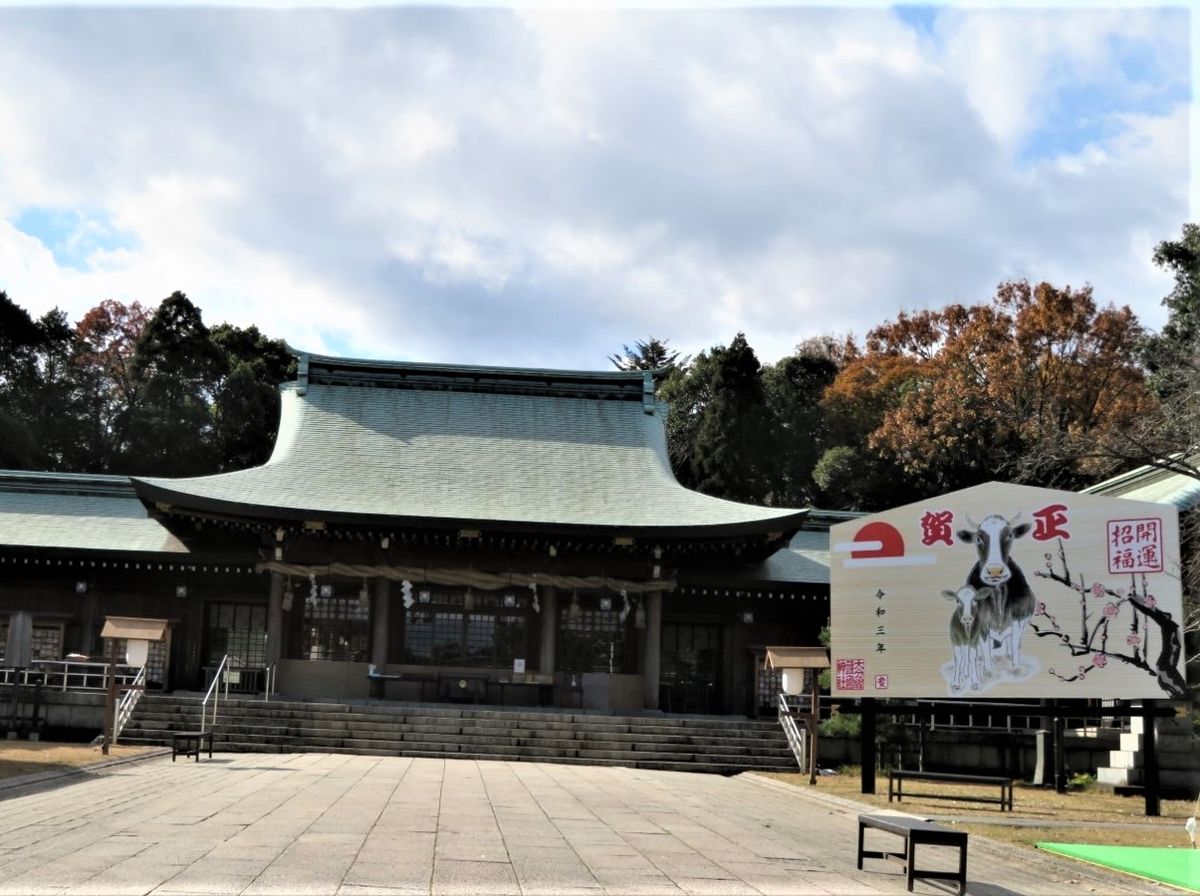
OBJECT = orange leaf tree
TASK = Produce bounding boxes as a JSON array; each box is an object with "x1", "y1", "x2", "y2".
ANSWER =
[{"x1": 821, "y1": 280, "x2": 1155, "y2": 498}]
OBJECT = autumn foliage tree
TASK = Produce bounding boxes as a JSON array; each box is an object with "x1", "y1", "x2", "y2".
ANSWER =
[
  {"x1": 73, "y1": 298, "x2": 152, "y2": 470},
  {"x1": 0, "y1": 291, "x2": 294, "y2": 477},
  {"x1": 821, "y1": 280, "x2": 1155, "y2": 499}
]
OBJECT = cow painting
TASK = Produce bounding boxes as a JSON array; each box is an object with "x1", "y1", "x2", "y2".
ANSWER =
[
  {"x1": 956, "y1": 513, "x2": 1037, "y2": 678},
  {"x1": 941, "y1": 585, "x2": 992, "y2": 692}
]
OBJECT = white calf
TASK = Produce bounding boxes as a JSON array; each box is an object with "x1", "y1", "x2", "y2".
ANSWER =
[{"x1": 941, "y1": 586, "x2": 992, "y2": 692}]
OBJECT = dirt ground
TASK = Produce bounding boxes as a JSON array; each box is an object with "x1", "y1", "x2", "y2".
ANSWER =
[
  {"x1": 756, "y1": 768, "x2": 1200, "y2": 850},
  {"x1": 0, "y1": 741, "x2": 160, "y2": 780}
]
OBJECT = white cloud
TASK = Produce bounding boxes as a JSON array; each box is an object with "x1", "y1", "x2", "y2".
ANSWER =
[{"x1": 0, "y1": 6, "x2": 1189, "y2": 370}]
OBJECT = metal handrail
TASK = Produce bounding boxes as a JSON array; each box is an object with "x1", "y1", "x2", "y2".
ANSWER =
[
  {"x1": 777, "y1": 692, "x2": 808, "y2": 771},
  {"x1": 263, "y1": 664, "x2": 276, "y2": 701},
  {"x1": 112, "y1": 665, "x2": 147, "y2": 742},
  {"x1": 2, "y1": 660, "x2": 141, "y2": 692},
  {"x1": 201, "y1": 654, "x2": 231, "y2": 732}
]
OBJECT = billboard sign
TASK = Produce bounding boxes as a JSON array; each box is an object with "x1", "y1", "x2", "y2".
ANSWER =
[{"x1": 830, "y1": 482, "x2": 1186, "y2": 700}]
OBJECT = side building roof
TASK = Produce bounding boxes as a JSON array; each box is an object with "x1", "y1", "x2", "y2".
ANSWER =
[
  {"x1": 132, "y1": 353, "x2": 808, "y2": 540},
  {"x1": 0, "y1": 471, "x2": 187, "y2": 556},
  {"x1": 1083, "y1": 458, "x2": 1200, "y2": 510}
]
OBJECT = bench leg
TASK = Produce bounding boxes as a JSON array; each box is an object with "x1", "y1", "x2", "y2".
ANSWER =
[
  {"x1": 958, "y1": 840, "x2": 968, "y2": 895},
  {"x1": 906, "y1": 835, "x2": 916, "y2": 892},
  {"x1": 857, "y1": 821, "x2": 865, "y2": 870}
]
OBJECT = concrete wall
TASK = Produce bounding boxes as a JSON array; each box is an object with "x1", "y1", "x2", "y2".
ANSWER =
[
  {"x1": 277, "y1": 659, "x2": 371, "y2": 701},
  {"x1": 1, "y1": 690, "x2": 106, "y2": 734},
  {"x1": 581, "y1": 673, "x2": 642, "y2": 713}
]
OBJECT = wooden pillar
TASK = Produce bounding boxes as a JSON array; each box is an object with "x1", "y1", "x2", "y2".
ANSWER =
[
  {"x1": 266, "y1": 573, "x2": 284, "y2": 666},
  {"x1": 539, "y1": 586, "x2": 557, "y2": 674},
  {"x1": 642, "y1": 590, "x2": 662, "y2": 710},
  {"x1": 372, "y1": 578, "x2": 390, "y2": 667},
  {"x1": 79, "y1": 589, "x2": 99, "y2": 656}
]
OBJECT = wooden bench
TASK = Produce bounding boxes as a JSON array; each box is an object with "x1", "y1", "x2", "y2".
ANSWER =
[
  {"x1": 171, "y1": 730, "x2": 213, "y2": 762},
  {"x1": 889, "y1": 769, "x2": 1014, "y2": 811},
  {"x1": 858, "y1": 813, "x2": 968, "y2": 894}
]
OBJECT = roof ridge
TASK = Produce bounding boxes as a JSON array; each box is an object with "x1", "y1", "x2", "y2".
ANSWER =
[
  {"x1": 290, "y1": 350, "x2": 666, "y2": 403},
  {"x1": 0, "y1": 470, "x2": 136, "y2": 499}
]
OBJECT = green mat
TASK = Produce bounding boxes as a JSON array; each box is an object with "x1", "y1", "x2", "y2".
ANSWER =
[{"x1": 1037, "y1": 843, "x2": 1200, "y2": 893}]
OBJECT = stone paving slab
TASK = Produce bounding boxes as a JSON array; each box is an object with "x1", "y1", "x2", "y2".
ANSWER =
[{"x1": 0, "y1": 753, "x2": 1169, "y2": 895}]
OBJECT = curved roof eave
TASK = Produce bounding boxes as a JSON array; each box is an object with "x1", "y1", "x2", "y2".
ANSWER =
[{"x1": 130, "y1": 478, "x2": 808, "y2": 540}]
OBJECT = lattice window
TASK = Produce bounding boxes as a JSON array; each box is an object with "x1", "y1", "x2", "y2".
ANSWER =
[
  {"x1": 206, "y1": 603, "x2": 267, "y2": 668},
  {"x1": 303, "y1": 591, "x2": 370, "y2": 662},
  {"x1": 402, "y1": 589, "x2": 527, "y2": 667},
  {"x1": 103, "y1": 637, "x2": 168, "y2": 685},
  {"x1": 0, "y1": 621, "x2": 64, "y2": 662},
  {"x1": 558, "y1": 596, "x2": 633, "y2": 674},
  {"x1": 758, "y1": 667, "x2": 784, "y2": 711}
]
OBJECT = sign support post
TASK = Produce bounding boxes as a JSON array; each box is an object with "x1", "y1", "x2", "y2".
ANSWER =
[
  {"x1": 1142, "y1": 700, "x2": 1160, "y2": 817},
  {"x1": 860, "y1": 698, "x2": 876, "y2": 794}
]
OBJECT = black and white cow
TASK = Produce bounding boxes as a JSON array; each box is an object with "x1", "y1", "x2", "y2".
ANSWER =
[{"x1": 956, "y1": 513, "x2": 1036, "y2": 674}]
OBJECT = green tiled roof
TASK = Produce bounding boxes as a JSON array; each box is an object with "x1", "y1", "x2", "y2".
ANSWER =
[
  {"x1": 134, "y1": 356, "x2": 807, "y2": 537},
  {"x1": 751, "y1": 530, "x2": 833, "y2": 585},
  {"x1": 0, "y1": 471, "x2": 187, "y2": 554},
  {"x1": 1084, "y1": 459, "x2": 1200, "y2": 510}
]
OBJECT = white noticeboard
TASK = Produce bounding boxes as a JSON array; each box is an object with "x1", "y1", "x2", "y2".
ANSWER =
[{"x1": 829, "y1": 481, "x2": 1185, "y2": 700}]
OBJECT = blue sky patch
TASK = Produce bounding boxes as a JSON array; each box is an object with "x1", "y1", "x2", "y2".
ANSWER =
[
  {"x1": 1017, "y1": 30, "x2": 1189, "y2": 166},
  {"x1": 12, "y1": 206, "x2": 139, "y2": 272},
  {"x1": 892, "y1": 5, "x2": 939, "y2": 37}
]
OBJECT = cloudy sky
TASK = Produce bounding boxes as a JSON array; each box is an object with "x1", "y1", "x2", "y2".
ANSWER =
[{"x1": 0, "y1": 3, "x2": 1192, "y2": 370}]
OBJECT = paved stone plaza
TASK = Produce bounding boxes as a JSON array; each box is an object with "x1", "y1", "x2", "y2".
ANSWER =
[{"x1": 0, "y1": 754, "x2": 1168, "y2": 895}]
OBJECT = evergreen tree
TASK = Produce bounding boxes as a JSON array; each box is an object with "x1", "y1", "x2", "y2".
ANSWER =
[
  {"x1": 688, "y1": 333, "x2": 774, "y2": 503},
  {"x1": 1142, "y1": 223, "x2": 1200, "y2": 397},
  {"x1": 209, "y1": 323, "x2": 296, "y2": 471},
  {"x1": 121, "y1": 291, "x2": 223, "y2": 476},
  {"x1": 762, "y1": 336, "x2": 845, "y2": 506},
  {"x1": 0, "y1": 292, "x2": 47, "y2": 468},
  {"x1": 609, "y1": 337, "x2": 690, "y2": 372}
]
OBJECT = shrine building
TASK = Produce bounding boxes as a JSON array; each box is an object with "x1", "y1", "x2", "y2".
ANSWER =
[{"x1": 0, "y1": 353, "x2": 834, "y2": 717}]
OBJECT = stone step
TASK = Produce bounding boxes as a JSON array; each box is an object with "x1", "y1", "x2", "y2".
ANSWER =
[
  {"x1": 129, "y1": 724, "x2": 783, "y2": 753},
  {"x1": 123, "y1": 716, "x2": 788, "y2": 751},
  {"x1": 125, "y1": 724, "x2": 790, "y2": 759},
  {"x1": 138, "y1": 696, "x2": 779, "y2": 731},
  {"x1": 121, "y1": 732, "x2": 796, "y2": 769},
  {"x1": 132, "y1": 709, "x2": 772, "y2": 738},
  {"x1": 127, "y1": 695, "x2": 792, "y2": 775}
]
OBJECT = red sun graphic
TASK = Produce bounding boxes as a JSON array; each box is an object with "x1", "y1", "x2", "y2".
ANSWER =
[{"x1": 850, "y1": 521, "x2": 905, "y2": 559}]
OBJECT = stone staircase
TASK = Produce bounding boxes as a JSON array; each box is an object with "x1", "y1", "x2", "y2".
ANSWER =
[
  {"x1": 1096, "y1": 714, "x2": 1200, "y2": 796},
  {"x1": 120, "y1": 694, "x2": 797, "y2": 775}
]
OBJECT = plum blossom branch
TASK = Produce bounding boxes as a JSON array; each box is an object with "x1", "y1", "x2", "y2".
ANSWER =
[{"x1": 1030, "y1": 539, "x2": 1186, "y2": 699}]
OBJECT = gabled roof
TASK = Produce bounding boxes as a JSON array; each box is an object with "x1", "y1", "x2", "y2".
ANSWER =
[
  {"x1": 1083, "y1": 458, "x2": 1200, "y2": 510},
  {"x1": 0, "y1": 471, "x2": 187, "y2": 555},
  {"x1": 133, "y1": 353, "x2": 807, "y2": 539},
  {"x1": 764, "y1": 646, "x2": 829, "y2": 669},
  {"x1": 749, "y1": 529, "x2": 834, "y2": 585}
]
